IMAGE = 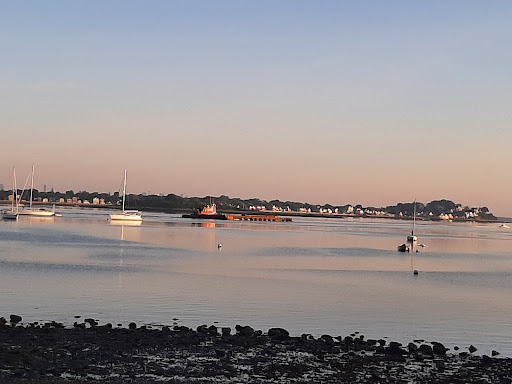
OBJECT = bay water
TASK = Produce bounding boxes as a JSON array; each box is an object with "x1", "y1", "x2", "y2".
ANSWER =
[{"x1": 0, "y1": 207, "x2": 511, "y2": 356}]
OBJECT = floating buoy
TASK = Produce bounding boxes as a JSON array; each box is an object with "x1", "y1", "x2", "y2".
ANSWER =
[
  {"x1": 218, "y1": 243, "x2": 222, "y2": 249},
  {"x1": 413, "y1": 270, "x2": 419, "y2": 275}
]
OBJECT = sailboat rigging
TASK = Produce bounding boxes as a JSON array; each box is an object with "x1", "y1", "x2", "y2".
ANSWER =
[
  {"x1": 398, "y1": 200, "x2": 419, "y2": 252},
  {"x1": 108, "y1": 170, "x2": 142, "y2": 222},
  {"x1": 1, "y1": 167, "x2": 19, "y2": 220},
  {"x1": 17, "y1": 164, "x2": 56, "y2": 217}
]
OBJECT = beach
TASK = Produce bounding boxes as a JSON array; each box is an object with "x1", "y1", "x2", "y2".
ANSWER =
[{"x1": 1, "y1": 316, "x2": 511, "y2": 383}]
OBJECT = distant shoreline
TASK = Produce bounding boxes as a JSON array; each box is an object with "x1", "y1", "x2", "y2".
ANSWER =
[{"x1": 0, "y1": 200, "x2": 502, "y2": 223}]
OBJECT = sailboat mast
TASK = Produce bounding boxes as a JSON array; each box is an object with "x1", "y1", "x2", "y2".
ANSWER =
[
  {"x1": 29, "y1": 164, "x2": 34, "y2": 209},
  {"x1": 411, "y1": 200, "x2": 416, "y2": 237},
  {"x1": 11, "y1": 167, "x2": 15, "y2": 212},
  {"x1": 122, "y1": 169, "x2": 127, "y2": 213},
  {"x1": 14, "y1": 168, "x2": 18, "y2": 213}
]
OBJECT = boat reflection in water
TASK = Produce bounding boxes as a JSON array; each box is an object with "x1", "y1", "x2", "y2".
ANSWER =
[{"x1": 109, "y1": 220, "x2": 142, "y2": 227}]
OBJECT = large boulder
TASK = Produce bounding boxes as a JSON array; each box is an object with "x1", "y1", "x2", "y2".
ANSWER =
[
  {"x1": 432, "y1": 342, "x2": 447, "y2": 355},
  {"x1": 268, "y1": 328, "x2": 290, "y2": 340},
  {"x1": 385, "y1": 341, "x2": 405, "y2": 356},
  {"x1": 418, "y1": 344, "x2": 434, "y2": 356},
  {"x1": 235, "y1": 325, "x2": 254, "y2": 337},
  {"x1": 10, "y1": 314, "x2": 22, "y2": 324}
]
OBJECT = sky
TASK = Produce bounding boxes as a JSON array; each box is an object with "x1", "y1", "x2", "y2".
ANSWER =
[{"x1": 1, "y1": 1, "x2": 511, "y2": 216}]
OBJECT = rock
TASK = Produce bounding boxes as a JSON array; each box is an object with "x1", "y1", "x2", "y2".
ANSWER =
[
  {"x1": 128, "y1": 322, "x2": 137, "y2": 330},
  {"x1": 469, "y1": 345, "x2": 478, "y2": 353},
  {"x1": 221, "y1": 327, "x2": 231, "y2": 336},
  {"x1": 0, "y1": 317, "x2": 7, "y2": 326},
  {"x1": 84, "y1": 318, "x2": 97, "y2": 326},
  {"x1": 268, "y1": 328, "x2": 290, "y2": 340},
  {"x1": 10, "y1": 314, "x2": 22, "y2": 324},
  {"x1": 418, "y1": 344, "x2": 433, "y2": 356},
  {"x1": 320, "y1": 334, "x2": 334, "y2": 345},
  {"x1": 432, "y1": 342, "x2": 447, "y2": 355},
  {"x1": 235, "y1": 325, "x2": 254, "y2": 337},
  {"x1": 208, "y1": 325, "x2": 218, "y2": 335},
  {"x1": 434, "y1": 359, "x2": 445, "y2": 372},
  {"x1": 385, "y1": 341, "x2": 405, "y2": 356},
  {"x1": 492, "y1": 350, "x2": 500, "y2": 356},
  {"x1": 408, "y1": 342, "x2": 418, "y2": 353}
]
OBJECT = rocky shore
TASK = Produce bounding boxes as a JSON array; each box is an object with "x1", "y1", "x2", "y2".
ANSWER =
[{"x1": 0, "y1": 315, "x2": 510, "y2": 383}]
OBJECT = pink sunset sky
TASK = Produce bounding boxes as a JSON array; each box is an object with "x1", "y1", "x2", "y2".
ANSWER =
[{"x1": 1, "y1": 2, "x2": 511, "y2": 216}]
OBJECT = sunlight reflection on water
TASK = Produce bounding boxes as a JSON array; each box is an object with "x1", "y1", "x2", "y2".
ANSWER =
[{"x1": 0, "y1": 209, "x2": 511, "y2": 355}]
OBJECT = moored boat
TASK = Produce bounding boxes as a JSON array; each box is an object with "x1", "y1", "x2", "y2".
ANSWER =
[
  {"x1": 182, "y1": 202, "x2": 227, "y2": 220},
  {"x1": 109, "y1": 170, "x2": 142, "y2": 222},
  {"x1": 398, "y1": 201, "x2": 420, "y2": 252},
  {"x1": 18, "y1": 165, "x2": 56, "y2": 217}
]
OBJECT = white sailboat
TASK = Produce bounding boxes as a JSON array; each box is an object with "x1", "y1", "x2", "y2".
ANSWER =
[
  {"x1": 109, "y1": 170, "x2": 142, "y2": 222},
  {"x1": 2, "y1": 167, "x2": 19, "y2": 220},
  {"x1": 398, "y1": 200, "x2": 419, "y2": 252},
  {"x1": 18, "y1": 164, "x2": 56, "y2": 217}
]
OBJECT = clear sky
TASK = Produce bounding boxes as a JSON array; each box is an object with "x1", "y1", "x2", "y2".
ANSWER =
[{"x1": 1, "y1": 1, "x2": 511, "y2": 216}]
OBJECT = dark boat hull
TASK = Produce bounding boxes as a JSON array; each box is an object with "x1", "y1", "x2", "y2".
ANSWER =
[{"x1": 182, "y1": 213, "x2": 228, "y2": 220}]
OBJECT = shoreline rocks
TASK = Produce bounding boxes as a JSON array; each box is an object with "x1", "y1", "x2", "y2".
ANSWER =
[{"x1": 0, "y1": 316, "x2": 510, "y2": 383}]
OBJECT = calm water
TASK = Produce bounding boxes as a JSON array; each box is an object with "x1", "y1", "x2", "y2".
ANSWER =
[{"x1": 0, "y1": 207, "x2": 511, "y2": 356}]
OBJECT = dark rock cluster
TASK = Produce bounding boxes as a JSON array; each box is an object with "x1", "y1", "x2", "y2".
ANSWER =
[{"x1": 0, "y1": 315, "x2": 510, "y2": 383}]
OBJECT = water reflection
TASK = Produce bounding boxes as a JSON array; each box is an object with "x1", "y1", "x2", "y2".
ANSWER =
[
  {"x1": 109, "y1": 221, "x2": 142, "y2": 242},
  {"x1": 1, "y1": 211, "x2": 511, "y2": 356}
]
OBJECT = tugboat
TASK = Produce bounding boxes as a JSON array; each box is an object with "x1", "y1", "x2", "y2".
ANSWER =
[{"x1": 182, "y1": 199, "x2": 227, "y2": 220}]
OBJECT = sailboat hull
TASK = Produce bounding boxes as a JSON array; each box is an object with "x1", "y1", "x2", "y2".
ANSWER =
[
  {"x1": 18, "y1": 209, "x2": 55, "y2": 217},
  {"x1": 109, "y1": 212, "x2": 142, "y2": 221},
  {"x1": 109, "y1": 170, "x2": 142, "y2": 222},
  {"x1": 2, "y1": 211, "x2": 18, "y2": 220}
]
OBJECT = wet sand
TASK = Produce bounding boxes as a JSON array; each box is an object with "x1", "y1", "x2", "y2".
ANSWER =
[{"x1": 0, "y1": 315, "x2": 511, "y2": 383}]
